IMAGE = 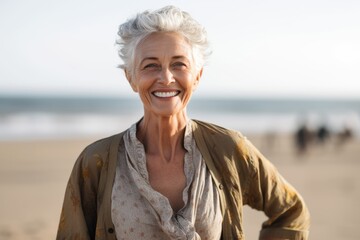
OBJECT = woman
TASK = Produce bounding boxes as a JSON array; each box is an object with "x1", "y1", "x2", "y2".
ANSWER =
[{"x1": 57, "y1": 6, "x2": 310, "y2": 240}]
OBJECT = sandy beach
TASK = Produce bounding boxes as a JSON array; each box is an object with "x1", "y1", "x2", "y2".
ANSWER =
[{"x1": 0, "y1": 133, "x2": 359, "y2": 240}]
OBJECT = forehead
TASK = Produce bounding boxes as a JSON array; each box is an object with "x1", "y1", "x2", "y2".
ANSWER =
[{"x1": 135, "y1": 32, "x2": 193, "y2": 60}]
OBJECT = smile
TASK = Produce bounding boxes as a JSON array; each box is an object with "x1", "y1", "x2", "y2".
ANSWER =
[{"x1": 152, "y1": 91, "x2": 180, "y2": 98}]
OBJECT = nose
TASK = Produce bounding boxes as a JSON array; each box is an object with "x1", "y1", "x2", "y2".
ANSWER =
[{"x1": 158, "y1": 67, "x2": 175, "y2": 85}]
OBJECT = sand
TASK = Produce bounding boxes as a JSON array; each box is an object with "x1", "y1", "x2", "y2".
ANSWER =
[{"x1": 0, "y1": 133, "x2": 359, "y2": 240}]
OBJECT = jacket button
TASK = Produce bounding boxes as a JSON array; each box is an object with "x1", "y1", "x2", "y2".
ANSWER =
[
  {"x1": 219, "y1": 184, "x2": 224, "y2": 190},
  {"x1": 108, "y1": 228, "x2": 114, "y2": 234}
]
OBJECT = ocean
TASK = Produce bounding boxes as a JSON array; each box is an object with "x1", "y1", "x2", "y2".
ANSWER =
[{"x1": 0, "y1": 96, "x2": 359, "y2": 140}]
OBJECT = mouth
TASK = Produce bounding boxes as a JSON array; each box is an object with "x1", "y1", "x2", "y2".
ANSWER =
[{"x1": 152, "y1": 90, "x2": 180, "y2": 98}]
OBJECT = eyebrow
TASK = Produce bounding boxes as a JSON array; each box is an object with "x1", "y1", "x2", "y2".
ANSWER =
[
  {"x1": 139, "y1": 57, "x2": 157, "y2": 65},
  {"x1": 172, "y1": 55, "x2": 187, "y2": 60}
]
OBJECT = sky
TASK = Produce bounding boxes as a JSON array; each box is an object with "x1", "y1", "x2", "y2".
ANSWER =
[{"x1": 0, "y1": 0, "x2": 359, "y2": 99}]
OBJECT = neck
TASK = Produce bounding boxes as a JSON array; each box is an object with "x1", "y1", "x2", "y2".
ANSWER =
[{"x1": 137, "y1": 112, "x2": 188, "y2": 162}]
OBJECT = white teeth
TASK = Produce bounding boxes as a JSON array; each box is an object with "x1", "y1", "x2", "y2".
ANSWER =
[{"x1": 153, "y1": 91, "x2": 178, "y2": 98}]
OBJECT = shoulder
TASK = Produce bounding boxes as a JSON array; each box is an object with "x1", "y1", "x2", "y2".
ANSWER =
[
  {"x1": 191, "y1": 119, "x2": 247, "y2": 150},
  {"x1": 83, "y1": 133, "x2": 123, "y2": 155},
  {"x1": 193, "y1": 120, "x2": 253, "y2": 161},
  {"x1": 76, "y1": 131, "x2": 126, "y2": 168},
  {"x1": 191, "y1": 119, "x2": 242, "y2": 136}
]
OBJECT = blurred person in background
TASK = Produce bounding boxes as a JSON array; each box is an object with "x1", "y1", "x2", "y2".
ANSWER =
[
  {"x1": 57, "y1": 6, "x2": 310, "y2": 240},
  {"x1": 295, "y1": 121, "x2": 313, "y2": 156}
]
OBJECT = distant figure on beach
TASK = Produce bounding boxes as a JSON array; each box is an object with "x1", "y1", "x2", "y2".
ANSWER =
[
  {"x1": 336, "y1": 124, "x2": 353, "y2": 147},
  {"x1": 57, "y1": 6, "x2": 310, "y2": 240},
  {"x1": 295, "y1": 123, "x2": 313, "y2": 155},
  {"x1": 317, "y1": 124, "x2": 330, "y2": 144}
]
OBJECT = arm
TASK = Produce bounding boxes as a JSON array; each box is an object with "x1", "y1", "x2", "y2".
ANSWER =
[
  {"x1": 243, "y1": 139, "x2": 310, "y2": 240},
  {"x1": 56, "y1": 148, "x2": 102, "y2": 240}
]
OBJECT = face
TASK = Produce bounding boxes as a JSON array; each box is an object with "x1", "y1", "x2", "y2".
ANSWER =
[{"x1": 127, "y1": 32, "x2": 203, "y2": 118}]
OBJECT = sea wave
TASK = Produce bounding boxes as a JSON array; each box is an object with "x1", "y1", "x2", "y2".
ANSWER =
[
  {"x1": 1, "y1": 97, "x2": 359, "y2": 140},
  {"x1": 0, "y1": 111, "x2": 358, "y2": 140}
]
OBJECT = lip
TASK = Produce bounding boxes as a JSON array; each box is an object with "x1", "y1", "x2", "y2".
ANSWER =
[{"x1": 152, "y1": 90, "x2": 181, "y2": 98}]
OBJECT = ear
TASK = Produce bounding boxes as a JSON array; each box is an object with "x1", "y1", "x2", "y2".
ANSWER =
[
  {"x1": 193, "y1": 68, "x2": 203, "y2": 90},
  {"x1": 124, "y1": 69, "x2": 138, "y2": 92}
]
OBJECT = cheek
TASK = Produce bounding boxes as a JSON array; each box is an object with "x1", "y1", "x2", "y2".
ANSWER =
[
  {"x1": 133, "y1": 72, "x2": 153, "y2": 90},
  {"x1": 135, "y1": 78, "x2": 154, "y2": 99},
  {"x1": 185, "y1": 75, "x2": 199, "y2": 91},
  {"x1": 174, "y1": 71, "x2": 196, "y2": 86}
]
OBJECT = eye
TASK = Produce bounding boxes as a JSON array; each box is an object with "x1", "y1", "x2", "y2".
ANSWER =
[
  {"x1": 143, "y1": 63, "x2": 160, "y2": 70},
  {"x1": 172, "y1": 62, "x2": 187, "y2": 69}
]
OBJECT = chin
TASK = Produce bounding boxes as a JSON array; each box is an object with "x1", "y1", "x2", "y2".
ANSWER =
[{"x1": 149, "y1": 106, "x2": 186, "y2": 118}]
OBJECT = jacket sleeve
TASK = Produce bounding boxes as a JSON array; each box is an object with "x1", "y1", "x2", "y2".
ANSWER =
[
  {"x1": 242, "y1": 138, "x2": 310, "y2": 240},
  {"x1": 56, "y1": 146, "x2": 103, "y2": 240}
]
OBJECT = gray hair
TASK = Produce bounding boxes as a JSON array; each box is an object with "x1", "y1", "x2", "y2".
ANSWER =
[{"x1": 116, "y1": 6, "x2": 210, "y2": 77}]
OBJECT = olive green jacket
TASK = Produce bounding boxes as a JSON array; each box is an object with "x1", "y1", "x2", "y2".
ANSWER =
[{"x1": 57, "y1": 120, "x2": 310, "y2": 240}]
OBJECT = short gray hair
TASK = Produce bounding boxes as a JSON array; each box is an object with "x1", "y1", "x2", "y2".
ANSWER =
[{"x1": 116, "y1": 6, "x2": 210, "y2": 76}]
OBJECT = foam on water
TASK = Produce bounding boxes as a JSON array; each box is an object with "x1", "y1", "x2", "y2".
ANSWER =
[{"x1": 0, "y1": 97, "x2": 359, "y2": 140}]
